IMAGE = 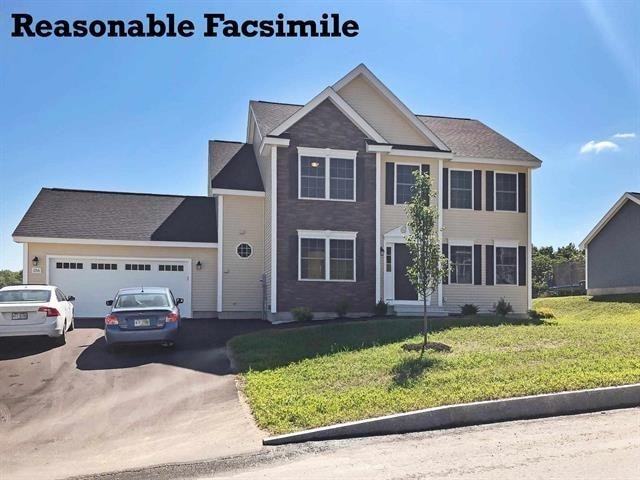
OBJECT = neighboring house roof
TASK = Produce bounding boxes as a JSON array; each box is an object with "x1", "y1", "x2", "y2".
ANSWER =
[
  {"x1": 249, "y1": 102, "x2": 540, "y2": 165},
  {"x1": 13, "y1": 188, "x2": 217, "y2": 243},
  {"x1": 209, "y1": 141, "x2": 264, "y2": 192},
  {"x1": 579, "y1": 192, "x2": 640, "y2": 248}
]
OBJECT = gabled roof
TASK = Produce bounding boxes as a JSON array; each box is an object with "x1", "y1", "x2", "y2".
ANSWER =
[
  {"x1": 13, "y1": 188, "x2": 217, "y2": 243},
  {"x1": 209, "y1": 141, "x2": 264, "y2": 192},
  {"x1": 249, "y1": 101, "x2": 300, "y2": 138},
  {"x1": 579, "y1": 192, "x2": 640, "y2": 248}
]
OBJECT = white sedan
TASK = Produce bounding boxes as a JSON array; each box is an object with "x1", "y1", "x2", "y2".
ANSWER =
[{"x1": 0, "y1": 285, "x2": 75, "y2": 345}]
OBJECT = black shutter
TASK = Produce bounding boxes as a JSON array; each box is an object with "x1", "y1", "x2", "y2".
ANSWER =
[
  {"x1": 474, "y1": 170, "x2": 482, "y2": 210},
  {"x1": 385, "y1": 162, "x2": 394, "y2": 205},
  {"x1": 518, "y1": 246, "x2": 527, "y2": 286},
  {"x1": 442, "y1": 168, "x2": 449, "y2": 209},
  {"x1": 356, "y1": 238, "x2": 365, "y2": 280},
  {"x1": 290, "y1": 235, "x2": 299, "y2": 280},
  {"x1": 486, "y1": 171, "x2": 494, "y2": 211},
  {"x1": 485, "y1": 245, "x2": 494, "y2": 285},
  {"x1": 289, "y1": 153, "x2": 298, "y2": 199},
  {"x1": 518, "y1": 172, "x2": 526, "y2": 213},
  {"x1": 474, "y1": 244, "x2": 482, "y2": 285},
  {"x1": 355, "y1": 157, "x2": 364, "y2": 202},
  {"x1": 442, "y1": 243, "x2": 449, "y2": 284},
  {"x1": 421, "y1": 164, "x2": 430, "y2": 176}
]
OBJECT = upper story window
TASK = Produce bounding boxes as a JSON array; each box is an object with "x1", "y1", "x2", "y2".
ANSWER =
[
  {"x1": 495, "y1": 173, "x2": 517, "y2": 211},
  {"x1": 495, "y1": 246, "x2": 517, "y2": 285},
  {"x1": 298, "y1": 230, "x2": 357, "y2": 282},
  {"x1": 450, "y1": 170, "x2": 473, "y2": 209},
  {"x1": 395, "y1": 164, "x2": 419, "y2": 204},
  {"x1": 298, "y1": 147, "x2": 357, "y2": 201},
  {"x1": 450, "y1": 245, "x2": 472, "y2": 284}
]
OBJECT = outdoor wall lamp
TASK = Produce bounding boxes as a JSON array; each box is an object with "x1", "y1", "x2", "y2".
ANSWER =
[
  {"x1": 32, "y1": 256, "x2": 39, "y2": 267},
  {"x1": 196, "y1": 261, "x2": 202, "y2": 270},
  {"x1": 380, "y1": 247, "x2": 384, "y2": 256}
]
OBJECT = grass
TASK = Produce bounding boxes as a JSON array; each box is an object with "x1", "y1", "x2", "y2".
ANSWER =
[{"x1": 229, "y1": 295, "x2": 640, "y2": 434}]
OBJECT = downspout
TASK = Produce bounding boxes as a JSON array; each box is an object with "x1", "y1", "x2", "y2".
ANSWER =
[
  {"x1": 437, "y1": 158, "x2": 443, "y2": 307},
  {"x1": 375, "y1": 152, "x2": 381, "y2": 302},
  {"x1": 217, "y1": 195, "x2": 224, "y2": 313}
]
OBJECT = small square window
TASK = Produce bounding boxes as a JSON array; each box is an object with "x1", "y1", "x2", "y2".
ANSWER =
[
  {"x1": 111, "y1": 264, "x2": 117, "y2": 270},
  {"x1": 159, "y1": 265, "x2": 165, "y2": 271},
  {"x1": 92, "y1": 263, "x2": 97, "y2": 270},
  {"x1": 125, "y1": 264, "x2": 131, "y2": 270},
  {"x1": 98, "y1": 263, "x2": 104, "y2": 270},
  {"x1": 56, "y1": 262, "x2": 62, "y2": 269},
  {"x1": 63, "y1": 262, "x2": 69, "y2": 269},
  {"x1": 178, "y1": 265, "x2": 184, "y2": 272},
  {"x1": 77, "y1": 263, "x2": 83, "y2": 269}
]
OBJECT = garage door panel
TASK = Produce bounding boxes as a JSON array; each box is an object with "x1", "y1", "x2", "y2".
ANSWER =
[{"x1": 49, "y1": 258, "x2": 191, "y2": 318}]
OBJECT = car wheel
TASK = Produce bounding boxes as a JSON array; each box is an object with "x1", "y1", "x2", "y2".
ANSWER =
[
  {"x1": 55, "y1": 323, "x2": 67, "y2": 346},
  {"x1": 68, "y1": 318, "x2": 75, "y2": 332}
]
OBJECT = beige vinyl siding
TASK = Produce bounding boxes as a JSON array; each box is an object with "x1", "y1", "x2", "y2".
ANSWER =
[
  {"x1": 337, "y1": 75, "x2": 432, "y2": 146},
  {"x1": 25, "y1": 242, "x2": 217, "y2": 313},
  {"x1": 443, "y1": 285, "x2": 527, "y2": 314},
  {"x1": 221, "y1": 195, "x2": 265, "y2": 311},
  {"x1": 253, "y1": 136, "x2": 273, "y2": 308}
]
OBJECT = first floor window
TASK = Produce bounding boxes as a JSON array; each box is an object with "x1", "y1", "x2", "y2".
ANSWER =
[
  {"x1": 450, "y1": 170, "x2": 473, "y2": 209},
  {"x1": 299, "y1": 231, "x2": 356, "y2": 281},
  {"x1": 450, "y1": 246, "x2": 472, "y2": 284},
  {"x1": 496, "y1": 173, "x2": 517, "y2": 211},
  {"x1": 496, "y1": 247, "x2": 517, "y2": 285},
  {"x1": 396, "y1": 164, "x2": 419, "y2": 204}
]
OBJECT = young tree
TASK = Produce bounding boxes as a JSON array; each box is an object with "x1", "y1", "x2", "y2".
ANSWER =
[{"x1": 405, "y1": 170, "x2": 449, "y2": 355}]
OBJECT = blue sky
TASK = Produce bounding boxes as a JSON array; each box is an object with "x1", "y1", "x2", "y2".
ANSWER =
[{"x1": 1, "y1": 0, "x2": 638, "y2": 270}]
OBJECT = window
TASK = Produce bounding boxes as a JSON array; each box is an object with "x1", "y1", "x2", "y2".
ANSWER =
[
  {"x1": 298, "y1": 147, "x2": 356, "y2": 201},
  {"x1": 115, "y1": 293, "x2": 170, "y2": 309},
  {"x1": 496, "y1": 246, "x2": 517, "y2": 285},
  {"x1": 125, "y1": 264, "x2": 151, "y2": 271},
  {"x1": 450, "y1": 170, "x2": 473, "y2": 209},
  {"x1": 385, "y1": 246, "x2": 392, "y2": 272},
  {"x1": 159, "y1": 264, "x2": 184, "y2": 272},
  {"x1": 396, "y1": 164, "x2": 419, "y2": 204},
  {"x1": 56, "y1": 262, "x2": 83, "y2": 269},
  {"x1": 236, "y1": 243, "x2": 253, "y2": 259},
  {"x1": 55, "y1": 289, "x2": 66, "y2": 302},
  {"x1": 450, "y1": 245, "x2": 472, "y2": 284},
  {"x1": 495, "y1": 173, "x2": 517, "y2": 211},
  {"x1": 298, "y1": 230, "x2": 357, "y2": 281},
  {"x1": 91, "y1": 263, "x2": 117, "y2": 270}
]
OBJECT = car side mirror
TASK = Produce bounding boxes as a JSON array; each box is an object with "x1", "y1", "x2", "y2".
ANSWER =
[
  {"x1": 67, "y1": 296, "x2": 76, "y2": 301},
  {"x1": 106, "y1": 300, "x2": 113, "y2": 306},
  {"x1": 176, "y1": 298, "x2": 184, "y2": 305}
]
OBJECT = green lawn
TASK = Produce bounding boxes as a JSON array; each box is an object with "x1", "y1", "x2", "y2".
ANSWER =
[{"x1": 229, "y1": 296, "x2": 640, "y2": 434}]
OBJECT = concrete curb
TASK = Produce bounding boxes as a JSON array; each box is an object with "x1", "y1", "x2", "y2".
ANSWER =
[{"x1": 263, "y1": 383, "x2": 640, "y2": 445}]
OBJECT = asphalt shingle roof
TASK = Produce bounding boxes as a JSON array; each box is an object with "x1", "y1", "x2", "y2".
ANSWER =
[
  {"x1": 249, "y1": 100, "x2": 540, "y2": 165},
  {"x1": 13, "y1": 189, "x2": 217, "y2": 243},
  {"x1": 629, "y1": 192, "x2": 640, "y2": 201},
  {"x1": 209, "y1": 141, "x2": 264, "y2": 192}
]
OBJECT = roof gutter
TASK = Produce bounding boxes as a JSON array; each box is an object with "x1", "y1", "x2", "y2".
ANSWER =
[
  {"x1": 259, "y1": 136, "x2": 290, "y2": 155},
  {"x1": 13, "y1": 236, "x2": 218, "y2": 249}
]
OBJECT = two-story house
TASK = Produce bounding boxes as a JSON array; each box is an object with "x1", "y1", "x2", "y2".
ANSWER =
[{"x1": 13, "y1": 64, "x2": 541, "y2": 320}]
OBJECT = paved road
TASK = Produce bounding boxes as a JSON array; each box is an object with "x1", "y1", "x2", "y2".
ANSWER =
[
  {"x1": 0, "y1": 318, "x2": 270, "y2": 480},
  {"x1": 72, "y1": 408, "x2": 640, "y2": 480}
]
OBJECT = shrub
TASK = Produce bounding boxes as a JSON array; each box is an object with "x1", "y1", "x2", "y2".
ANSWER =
[
  {"x1": 290, "y1": 307, "x2": 313, "y2": 322},
  {"x1": 335, "y1": 298, "x2": 350, "y2": 318},
  {"x1": 460, "y1": 304, "x2": 479, "y2": 316},
  {"x1": 493, "y1": 298, "x2": 513, "y2": 316},
  {"x1": 374, "y1": 300, "x2": 388, "y2": 317},
  {"x1": 528, "y1": 307, "x2": 555, "y2": 319}
]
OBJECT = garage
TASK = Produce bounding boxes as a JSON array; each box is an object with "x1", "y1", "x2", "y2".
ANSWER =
[{"x1": 48, "y1": 257, "x2": 192, "y2": 318}]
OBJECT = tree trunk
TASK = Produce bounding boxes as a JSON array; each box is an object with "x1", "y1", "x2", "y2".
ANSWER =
[{"x1": 420, "y1": 294, "x2": 428, "y2": 357}]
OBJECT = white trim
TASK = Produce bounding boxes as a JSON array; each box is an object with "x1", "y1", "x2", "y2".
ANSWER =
[
  {"x1": 23, "y1": 243, "x2": 28, "y2": 285},
  {"x1": 270, "y1": 86, "x2": 387, "y2": 143},
  {"x1": 448, "y1": 242, "x2": 474, "y2": 285},
  {"x1": 579, "y1": 193, "x2": 640, "y2": 248},
  {"x1": 494, "y1": 242, "x2": 519, "y2": 287},
  {"x1": 210, "y1": 188, "x2": 265, "y2": 197},
  {"x1": 297, "y1": 149, "x2": 357, "y2": 202},
  {"x1": 235, "y1": 242, "x2": 254, "y2": 259},
  {"x1": 375, "y1": 152, "x2": 381, "y2": 302},
  {"x1": 388, "y1": 149, "x2": 452, "y2": 159},
  {"x1": 217, "y1": 196, "x2": 223, "y2": 312},
  {"x1": 437, "y1": 158, "x2": 443, "y2": 307},
  {"x1": 13, "y1": 236, "x2": 218, "y2": 249},
  {"x1": 494, "y1": 171, "x2": 519, "y2": 213},
  {"x1": 270, "y1": 146, "x2": 278, "y2": 314},
  {"x1": 448, "y1": 168, "x2": 474, "y2": 210},
  {"x1": 259, "y1": 135, "x2": 290, "y2": 155},
  {"x1": 366, "y1": 143, "x2": 393, "y2": 153},
  {"x1": 332, "y1": 64, "x2": 449, "y2": 150},
  {"x1": 297, "y1": 230, "x2": 358, "y2": 282},
  {"x1": 451, "y1": 156, "x2": 542, "y2": 168},
  {"x1": 527, "y1": 168, "x2": 533, "y2": 310}
]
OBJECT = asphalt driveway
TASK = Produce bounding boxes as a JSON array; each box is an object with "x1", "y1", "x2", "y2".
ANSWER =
[{"x1": 0, "y1": 318, "x2": 270, "y2": 480}]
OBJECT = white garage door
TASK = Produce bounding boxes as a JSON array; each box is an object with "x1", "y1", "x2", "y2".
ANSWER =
[{"x1": 48, "y1": 257, "x2": 192, "y2": 318}]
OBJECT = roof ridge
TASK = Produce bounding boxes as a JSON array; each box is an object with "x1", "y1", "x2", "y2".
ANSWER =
[
  {"x1": 251, "y1": 99, "x2": 304, "y2": 107},
  {"x1": 417, "y1": 114, "x2": 475, "y2": 121},
  {"x1": 211, "y1": 140, "x2": 246, "y2": 145},
  {"x1": 45, "y1": 187, "x2": 210, "y2": 199}
]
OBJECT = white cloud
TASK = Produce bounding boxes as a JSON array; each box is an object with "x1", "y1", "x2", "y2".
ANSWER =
[
  {"x1": 579, "y1": 140, "x2": 620, "y2": 154},
  {"x1": 612, "y1": 133, "x2": 636, "y2": 139}
]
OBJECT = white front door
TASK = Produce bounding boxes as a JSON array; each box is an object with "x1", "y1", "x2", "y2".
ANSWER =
[{"x1": 48, "y1": 257, "x2": 192, "y2": 318}]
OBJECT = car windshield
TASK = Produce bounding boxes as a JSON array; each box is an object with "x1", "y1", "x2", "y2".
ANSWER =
[
  {"x1": 0, "y1": 290, "x2": 52, "y2": 303},
  {"x1": 114, "y1": 293, "x2": 170, "y2": 309}
]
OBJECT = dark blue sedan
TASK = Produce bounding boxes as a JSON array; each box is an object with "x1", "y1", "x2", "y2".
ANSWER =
[{"x1": 104, "y1": 287, "x2": 182, "y2": 351}]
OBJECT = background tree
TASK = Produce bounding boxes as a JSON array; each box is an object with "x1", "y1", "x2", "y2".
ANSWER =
[
  {"x1": 0, "y1": 270, "x2": 22, "y2": 288},
  {"x1": 532, "y1": 243, "x2": 585, "y2": 297},
  {"x1": 405, "y1": 170, "x2": 449, "y2": 355}
]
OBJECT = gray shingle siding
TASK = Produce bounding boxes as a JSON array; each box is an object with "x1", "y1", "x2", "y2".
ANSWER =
[{"x1": 588, "y1": 200, "x2": 640, "y2": 290}]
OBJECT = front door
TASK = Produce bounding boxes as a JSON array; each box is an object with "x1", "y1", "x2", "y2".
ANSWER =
[{"x1": 394, "y1": 244, "x2": 418, "y2": 301}]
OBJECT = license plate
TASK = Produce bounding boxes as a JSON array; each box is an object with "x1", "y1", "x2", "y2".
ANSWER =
[
  {"x1": 134, "y1": 318, "x2": 150, "y2": 327},
  {"x1": 12, "y1": 312, "x2": 28, "y2": 320}
]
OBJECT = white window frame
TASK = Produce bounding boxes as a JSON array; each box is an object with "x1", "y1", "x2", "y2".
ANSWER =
[
  {"x1": 494, "y1": 241, "x2": 519, "y2": 286},
  {"x1": 449, "y1": 168, "x2": 474, "y2": 210},
  {"x1": 297, "y1": 229, "x2": 357, "y2": 282},
  {"x1": 236, "y1": 242, "x2": 253, "y2": 259},
  {"x1": 448, "y1": 240, "x2": 474, "y2": 285},
  {"x1": 494, "y1": 171, "x2": 519, "y2": 212},
  {"x1": 297, "y1": 147, "x2": 357, "y2": 202},
  {"x1": 394, "y1": 162, "x2": 422, "y2": 205}
]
